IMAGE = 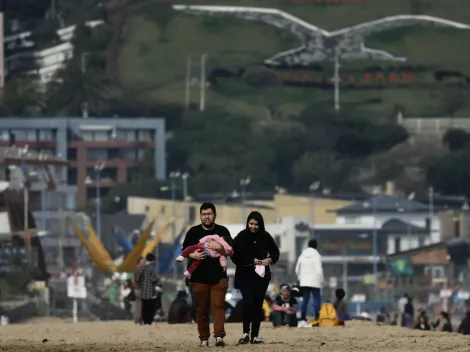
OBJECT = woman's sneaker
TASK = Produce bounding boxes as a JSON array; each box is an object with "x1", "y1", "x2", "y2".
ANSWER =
[
  {"x1": 199, "y1": 340, "x2": 209, "y2": 347},
  {"x1": 237, "y1": 333, "x2": 250, "y2": 345},
  {"x1": 251, "y1": 336, "x2": 264, "y2": 344}
]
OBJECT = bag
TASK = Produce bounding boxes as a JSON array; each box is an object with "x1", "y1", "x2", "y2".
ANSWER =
[{"x1": 318, "y1": 302, "x2": 339, "y2": 327}]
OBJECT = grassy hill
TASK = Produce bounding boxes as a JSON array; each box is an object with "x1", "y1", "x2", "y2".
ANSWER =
[{"x1": 112, "y1": 0, "x2": 470, "y2": 118}]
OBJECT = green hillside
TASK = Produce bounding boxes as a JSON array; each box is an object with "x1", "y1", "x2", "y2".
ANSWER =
[{"x1": 113, "y1": 0, "x2": 470, "y2": 118}]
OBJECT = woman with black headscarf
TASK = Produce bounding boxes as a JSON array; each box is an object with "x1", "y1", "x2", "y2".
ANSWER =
[{"x1": 231, "y1": 211, "x2": 280, "y2": 345}]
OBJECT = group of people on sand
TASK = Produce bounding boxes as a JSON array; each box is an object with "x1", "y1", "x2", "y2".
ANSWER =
[{"x1": 377, "y1": 293, "x2": 470, "y2": 335}]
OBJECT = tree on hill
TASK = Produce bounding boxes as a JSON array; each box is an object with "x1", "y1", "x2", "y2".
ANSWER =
[
  {"x1": 46, "y1": 58, "x2": 109, "y2": 116},
  {"x1": 442, "y1": 128, "x2": 470, "y2": 152},
  {"x1": 168, "y1": 109, "x2": 275, "y2": 193},
  {"x1": 0, "y1": 77, "x2": 45, "y2": 116},
  {"x1": 427, "y1": 151, "x2": 470, "y2": 196},
  {"x1": 432, "y1": 84, "x2": 468, "y2": 117}
]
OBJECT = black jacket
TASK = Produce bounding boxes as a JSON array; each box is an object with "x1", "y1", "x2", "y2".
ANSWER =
[
  {"x1": 168, "y1": 297, "x2": 191, "y2": 324},
  {"x1": 231, "y1": 215, "x2": 280, "y2": 289},
  {"x1": 458, "y1": 313, "x2": 470, "y2": 335},
  {"x1": 182, "y1": 224, "x2": 232, "y2": 284}
]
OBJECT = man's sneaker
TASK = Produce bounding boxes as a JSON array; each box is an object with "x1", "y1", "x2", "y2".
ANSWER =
[
  {"x1": 215, "y1": 337, "x2": 225, "y2": 347},
  {"x1": 200, "y1": 340, "x2": 209, "y2": 347},
  {"x1": 251, "y1": 336, "x2": 264, "y2": 344},
  {"x1": 237, "y1": 333, "x2": 250, "y2": 345},
  {"x1": 297, "y1": 320, "x2": 310, "y2": 328}
]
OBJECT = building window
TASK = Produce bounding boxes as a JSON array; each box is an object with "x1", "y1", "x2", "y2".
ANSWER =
[
  {"x1": 137, "y1": 130, "x2": 152, "y2": 141},
  {"x1": 394, "y1": 237, "x2": 401, "y2": 253},
  {"x1": 38, "y1": 129, "x2": 53, "y2": 141},
  {"x1": 86, "y1": 149, "x2": 108, "y2": 161},
  {"x1": 454, "y1": 218, "x2": 460, "y2": 237},
  {"x1": 67, "y1": 168, "x2": 77, "y2": 185},
  {"x1": 87, "y1": 167, "x2": 118, "y2": 182},
  {"x1": 67, "y1": 148, "x2": 77, "y2": 161},
  {"x1": 123, "y1": 149, "x2": 138, "y2": 161},
  {"x1": 116, "y1": 130, "x2": 136, "y2": 141},
  {"x1": 418, "y1": 236, "x2": 425, "y2": 247},
  {"x1": 82, "y1": 132, "x2": 93, "y2": 141},
  {"x1": 425, "y1": 218, "x2": 431, "y2": 230},
  {"x1": 345, "y1": 216, "x2": 358, "y2": 224}
]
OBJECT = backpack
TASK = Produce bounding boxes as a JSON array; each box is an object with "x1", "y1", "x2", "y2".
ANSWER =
[{"x1": 318, "y1": 302, "x2": 339, "y2": 327}]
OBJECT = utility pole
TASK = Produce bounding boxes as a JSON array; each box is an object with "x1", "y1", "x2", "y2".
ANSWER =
[
  {"x1": 184, "y1": 54, "x2": 208, "y2": 111},
  {"x1": 81, "y1": 53, "x2": 90, "y2": 118},
  {"x1": 332, "y1": 48, "x2": 341, "y2": 111}
]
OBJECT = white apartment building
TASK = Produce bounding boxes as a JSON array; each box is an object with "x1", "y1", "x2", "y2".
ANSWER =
[{"x1": 4, "y1": 20, "x2": 103, "y2": 85}]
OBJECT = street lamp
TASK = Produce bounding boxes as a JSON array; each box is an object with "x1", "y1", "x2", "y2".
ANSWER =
[
  {"x1": 428, "y1": 187, "x2": 434, "y2": 238},
  {"x1": 363, "y1": 187, "x2": 381, "y2": 286},
  {"x1": 407, "y1": 192, "x2": 415, "y2": 250},
  {"x1": 182, "y1": 172, "x2": 190, "y2": 224},
  {"x1": 240, "y1": 177, "x2": 251, "y2": 222},
  {"x1": 94, "y1": 161, "x2": 105, "y2": 241},
  {"x1": 169, "y1": 171, "x2": 181, "y2": 280},
  {"x1": 309, "y1": 181, "x2": 320, "y2": 239}
]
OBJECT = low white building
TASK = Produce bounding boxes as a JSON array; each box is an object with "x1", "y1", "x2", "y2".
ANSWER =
[{"x1": 333, "y1": 195, "x2": 440, "y2": 253}]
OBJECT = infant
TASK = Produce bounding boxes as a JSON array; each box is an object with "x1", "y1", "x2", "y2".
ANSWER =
[{"x1": 176, "y1": 235, "x2": 233, "y2": 278}]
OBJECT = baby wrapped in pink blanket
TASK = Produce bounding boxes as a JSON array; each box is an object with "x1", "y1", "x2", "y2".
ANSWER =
[{"x1": 176, "y1": 235, "x2": 233, "y2": 278}]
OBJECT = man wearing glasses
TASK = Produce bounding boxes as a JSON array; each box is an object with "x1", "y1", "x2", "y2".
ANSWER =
[{"x1": 182, "y1": 203, "x2": 233, "y2": 347}]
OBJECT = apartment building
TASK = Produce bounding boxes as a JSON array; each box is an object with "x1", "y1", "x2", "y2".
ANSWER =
[
  {"x1": 4, "y1": 21, "x2": 103, "y2": 85},
  {"x1": 0, "y1": 118, "x2": 166, "y2": 207}
]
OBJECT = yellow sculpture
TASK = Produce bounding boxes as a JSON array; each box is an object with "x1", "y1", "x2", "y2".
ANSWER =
[{"x1": 68, "y1": 216, "x2": 175, "y2": 273}]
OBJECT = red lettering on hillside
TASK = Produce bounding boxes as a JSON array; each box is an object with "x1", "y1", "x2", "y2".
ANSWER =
[{"x1": 278, "y1": 71, "x2": 417, "y2": 85}]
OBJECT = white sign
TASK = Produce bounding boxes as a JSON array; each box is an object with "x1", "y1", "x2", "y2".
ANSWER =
[
  {"x1": 67, "y1": 276, "x2": 87, "y2": 299},
  {"x1": 351, "y1": 294, "x2": 366, "y2": 303},
  {"x1": 328, "y1": 276, "x2": 337, "y2": 288},
  {"x1": 440, "y1": 289, "x2": 453, "y2": 299},
  {"x1": 458, "y1": 291, "x2": 470, "y2": 300}
]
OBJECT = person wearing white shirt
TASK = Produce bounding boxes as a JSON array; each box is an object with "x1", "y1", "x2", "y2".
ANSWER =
[{"x1": 295, "y1": 239, "x2": 324, "y2": 325}]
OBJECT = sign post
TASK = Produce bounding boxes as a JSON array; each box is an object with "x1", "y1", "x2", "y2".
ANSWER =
[
  {"x1": 67, "y1": 273, "x2": 87, "y2": 323},
  {"x1": 351, "y1": 294, "x2": 366, "y2": 315}
]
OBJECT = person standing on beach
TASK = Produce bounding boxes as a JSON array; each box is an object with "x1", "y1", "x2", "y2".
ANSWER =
[
  {"x1": 132, "y1": 257, "x2": 145, "y2": 324},
  {"x1": 232, "y1": 211, "x2": 280, "y2": 344},
  {"x1": 181, "y1": 203, "x2": 233, "y2": 347},
  {"x1": 295, "y1": 239, "x2": 324, "y2": 325},
  {"x1": 136, "y1": 253, "x2": 159, "y2": 325}
]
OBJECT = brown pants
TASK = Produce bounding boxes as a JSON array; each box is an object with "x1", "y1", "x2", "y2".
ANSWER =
[{"x1": 192, "y1": 279, "x2": 228, "y2": 341}]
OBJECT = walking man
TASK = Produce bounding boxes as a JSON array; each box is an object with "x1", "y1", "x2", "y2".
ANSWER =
[
  {"x1": 136, "y1": 253, "x2": 159, "y2": 325},
  {"x1": 182, "y1": 203, "x2": 233, "y2": 347},
  {"x1": 295, "y1": 239, "x2": 324, "y2": 326}
]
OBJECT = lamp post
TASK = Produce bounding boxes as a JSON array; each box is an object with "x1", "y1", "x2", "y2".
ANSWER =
[
  {"x1": 309, "y1": 181, "x2": 320, "y2": 239},
  {"x1": 428, "y1": 187, "x2": 434, "y2": 237},
  {"x1": 407, "y1": 192, "x2": 415, "y2": 250},
  {"x1": 169, "y1": 171, "x2": 181, "y2": 280},
  {"x1": 240, "y1": 177, "x2": 251, "y2": 222},
  {"x1": 94, "y1": 161, "x2": 105, "y2": 241},
  {"x1": 182, "y1": 172, "x2": 190, "y2": 224},
  {"x1": 81, "y1": 52, "x2": 91, "y2": 118}
]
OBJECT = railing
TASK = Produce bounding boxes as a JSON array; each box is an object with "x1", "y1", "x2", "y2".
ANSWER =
[{"x1": 399, "y1": 117, "x2": 470, "y2": 135}]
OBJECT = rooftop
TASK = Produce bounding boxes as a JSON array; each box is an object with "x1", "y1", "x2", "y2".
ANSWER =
[{"x1": 333, "y1": 195, "x2": 437, "y2": 215}]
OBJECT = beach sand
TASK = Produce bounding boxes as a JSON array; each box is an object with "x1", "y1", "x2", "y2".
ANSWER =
[{"x1": 1, "y1": 319, "x2": 470, "y2": 351}]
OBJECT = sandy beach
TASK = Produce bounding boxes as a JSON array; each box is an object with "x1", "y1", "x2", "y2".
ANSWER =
[{"x1": 1, "y1": 319, "x2": 470, "y2": 351}]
